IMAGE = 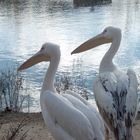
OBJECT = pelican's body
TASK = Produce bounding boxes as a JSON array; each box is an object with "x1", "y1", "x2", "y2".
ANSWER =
[
  {"x1": 94, "y1": 67, "x2": 137, "y2": 140},
  {"x1": 18, "y1": 43, "x2": 105, "y2": 140},
  {"x1": 72, "y1": 27, "x2": 138, "y2": 140}
]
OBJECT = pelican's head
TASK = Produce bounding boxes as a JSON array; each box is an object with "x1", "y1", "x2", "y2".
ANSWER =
[
  {"x1": 71, "y1": 26, "x2": 121, "y2": 54},
  {"x1": 18, "y1": 42, "x2": 60, "y2": 71}
]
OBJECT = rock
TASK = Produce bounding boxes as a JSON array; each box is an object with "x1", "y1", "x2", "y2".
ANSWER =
[{"x1": 73, "y1": 0, "x2": 112, "y2": 7}]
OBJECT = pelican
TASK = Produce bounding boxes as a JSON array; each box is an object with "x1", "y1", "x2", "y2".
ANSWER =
[
  {"x1": 18, "y1": 43, "x2": 105, "y2": 140},
  {"x1": 71, "y1": 26, "x2": 138, "y2": 140}
]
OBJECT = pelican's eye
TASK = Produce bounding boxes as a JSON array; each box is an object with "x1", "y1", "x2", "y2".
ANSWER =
[
  {"x1": 103, "y1": 29, "x2": 107, "y2": 34},
  {"x1": 40, "y1": 46, "x2": 45, "y2": 51}
]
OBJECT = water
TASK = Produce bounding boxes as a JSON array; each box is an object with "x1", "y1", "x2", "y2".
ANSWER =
[{"x1": 0, "y1": 0, "x2": 140, "y2": 112}]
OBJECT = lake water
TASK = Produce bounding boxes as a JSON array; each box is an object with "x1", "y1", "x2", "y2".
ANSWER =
[{"x1": 0, "y1": 0, "x2": 140, "y2": 112}]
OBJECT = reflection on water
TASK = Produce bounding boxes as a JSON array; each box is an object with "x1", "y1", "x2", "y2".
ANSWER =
[{"x1": 0, "y1": 0, "x2": 140, "y2": 111}]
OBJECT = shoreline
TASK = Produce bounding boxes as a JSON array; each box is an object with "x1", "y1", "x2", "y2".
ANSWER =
[{"x1": 0, "y1": 112, "x2": 140, "y2": 140}]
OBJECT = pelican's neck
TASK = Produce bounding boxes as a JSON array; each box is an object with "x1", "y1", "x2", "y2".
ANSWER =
[
  {"x1": 41, "y1": 56, "x2": 60, "y2": 93},
  {"x1": 99, "y1": 34, "x2": 121, "y2": 73}
]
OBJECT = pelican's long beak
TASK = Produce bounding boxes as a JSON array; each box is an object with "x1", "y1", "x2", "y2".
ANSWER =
[
  {"x1": 18, "y1": 50, "x2": 50, "y2": 71},
  {"x1": 71, "y1": 33, "x2": 112, "y2": 54}
]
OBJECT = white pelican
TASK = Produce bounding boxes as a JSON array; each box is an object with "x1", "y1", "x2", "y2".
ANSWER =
[
  {"x1": 71, "y1": 26, "x2": 138, "y2": 140},
  {"x1": 18, "y1": 43, "x2": 105, "y2": 140}
]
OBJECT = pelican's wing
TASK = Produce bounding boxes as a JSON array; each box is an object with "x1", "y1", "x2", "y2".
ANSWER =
[
  {"x1": 62, "y1": 91, "x2": 105, "y2": 140},
  {"x1": 93, "y1": 73, "x2": 117, "y2": 130},
  {"x1": 64, "y1": 90, "x2": 104, "y2": 126},
  {"x1": 64, "y1": 90, "x2": 89, "y2": 105},
  {"x1": 126, "y1": 69, "x2": 138, "y2": 121},
  {"x1": 64, "y1": 90, "x2": 103, "y2": 124},
  {"x1": 94, "y1": 71, "x2": 138, "y2": 138},
  {"x1": 41, "y1": 91, "x2": 95, "y2": 140}
]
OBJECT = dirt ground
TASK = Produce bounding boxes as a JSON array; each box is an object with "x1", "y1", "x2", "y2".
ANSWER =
[{"x1": 0, "y1": 112, "x2": 140, "y2": 140}]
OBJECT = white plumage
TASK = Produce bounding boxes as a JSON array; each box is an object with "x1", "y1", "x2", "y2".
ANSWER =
[
  {"x1": 72, "y1": 26, "x2": 138, "y2": 140},
  {"x1": 18, "y1": 43, "x2": 105, "y2": 140}
]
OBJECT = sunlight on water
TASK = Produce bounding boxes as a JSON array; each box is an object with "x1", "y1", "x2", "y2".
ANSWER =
[{"x1": 0, "y1": 0, "x2": 140, "y2": 111}]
